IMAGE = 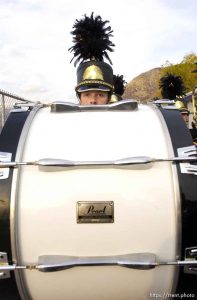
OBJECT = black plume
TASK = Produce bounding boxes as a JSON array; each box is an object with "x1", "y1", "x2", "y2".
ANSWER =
[
  {"x1": 159, "y1": 73, "x2": 185, "y2": 100},
  {"x1": 69, "y1": 12, "x2": 115, "y2": 67},
  {"x1": 113, "y1": 74, "x2": 127, "y2": 95}
]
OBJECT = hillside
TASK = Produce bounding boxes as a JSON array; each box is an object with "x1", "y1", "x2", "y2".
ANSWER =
[
  {"x1": 123, "y1": 53, "x2": 197, "y2": 102},
  {"x1": 123, "y1": 68, "x2": 161, "y2": 102}
]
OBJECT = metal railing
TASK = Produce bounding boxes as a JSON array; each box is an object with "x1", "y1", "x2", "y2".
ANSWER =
[{"x1": 0, "y1": 89, "x2": 32, "y2": 132}]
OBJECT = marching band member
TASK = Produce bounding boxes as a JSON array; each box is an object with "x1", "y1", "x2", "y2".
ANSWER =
[
  {"x1": 175, "y1": 100, "x2": 197, "y2": 145},
  {"x1": 109, "y1": 74, "x2": 127, "y2": 103},
  {"x1": 69, "y1": 13, "x2": 114, "y2": 105}
]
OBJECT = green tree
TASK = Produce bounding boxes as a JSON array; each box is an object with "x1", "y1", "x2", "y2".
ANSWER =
[
  {"x1": 182, "y1": 52, "x2": 197, "y2": 64},
  {"x1": 159, "y1": 73, "x2": 186, "y2": 100},
  {"x1": 192, "y1": 62, "x2": 197, "y2": 73}
]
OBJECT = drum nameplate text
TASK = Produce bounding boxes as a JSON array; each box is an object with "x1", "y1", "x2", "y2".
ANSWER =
[{"x1": 77, "y1": 201, "x2": 114, "y2": 223}]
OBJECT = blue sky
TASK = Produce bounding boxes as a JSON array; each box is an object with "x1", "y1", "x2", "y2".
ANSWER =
[{"x1": 0, "y1": 0, "x2": 196, "y2": 103}]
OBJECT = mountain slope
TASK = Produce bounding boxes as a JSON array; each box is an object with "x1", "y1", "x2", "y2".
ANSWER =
[{"x1": 123, "y1": 68, "x2": 161, "y2": 102}]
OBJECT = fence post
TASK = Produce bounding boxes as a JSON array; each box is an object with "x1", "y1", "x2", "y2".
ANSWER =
[{"x1": 1, "y1": 94, "x2": 6, "y2": 129}]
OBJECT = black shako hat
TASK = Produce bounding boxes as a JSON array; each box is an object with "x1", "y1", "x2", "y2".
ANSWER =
[
  {"x1": 69, "y1": 12, "x2": 115, "y2": 94},
  {"x1": 76, "y1": 61, "x2": 113, "y2": 93}
]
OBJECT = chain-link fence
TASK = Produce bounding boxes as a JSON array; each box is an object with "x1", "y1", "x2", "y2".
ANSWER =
[{"x1": 0, "y1": 89, "x2": 32, "y2": 133}]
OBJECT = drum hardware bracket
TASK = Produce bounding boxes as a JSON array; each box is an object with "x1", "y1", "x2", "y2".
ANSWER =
[
  {"x1": 0, "y1": 155, "x2": 197, "y2": 169},
  {"x1": 35, "y1": 254, "x2": 197, "y2": 272},
  {"x1": 13, "y1": 102, "x2": 44, "y2": 111},
  {"x1": 0, "y1": 152, "x2": 12, "y2": 180},
  {"x1": 0, "y1": 253, "x2": 156, "y2": 275},
  {"x1": 184, "y1": 247, "x2": 197, "y2": 274},
  {"x1": 153, "y1": 100, "x2": 175, "y2": 105},
  {"x1": 50, "y1": 100, "x2": 138, "y2": 113},
  {"x1": 11, "y1": 107, "x2": 31, "y2": 113},
  {"x1": 2, "y1": 252, "x2": 197, "y2": 275},
  {"x1": 177, "y1": 146, "x2": 197, "y2": 175},
  {"x1": 0, "y1": 252, "x2": 36, "y2": 280},
  {"x1": 0, "y1": 252, "x2": 10, "y2": 279}
]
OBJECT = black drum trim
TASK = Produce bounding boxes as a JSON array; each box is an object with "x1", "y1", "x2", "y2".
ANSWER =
[
  {"x1": 0, "y1": 109, "x2": 30, "y2": 300},
  {"x1": 159, "y1": 108, "x2": 197, "y2": 295}
]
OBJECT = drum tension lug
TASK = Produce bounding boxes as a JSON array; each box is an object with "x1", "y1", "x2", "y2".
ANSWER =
[
  {"x1": 177, "y1": 146, "x2": 197, "y2": 175},
  {"x1": 0, "y1": 152, "x2": 12, "y2": 180},
  {"x1": 184, "y1": 247, "x2": 197, "y2": 274},
  {"x1": 0, "y1": 252, "x2": 10, "y2": 279}
]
